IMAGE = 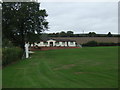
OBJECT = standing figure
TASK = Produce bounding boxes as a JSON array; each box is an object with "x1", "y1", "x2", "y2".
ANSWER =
[{"x1": 25, "y1": 42, "x2": 29, "y2": 58}]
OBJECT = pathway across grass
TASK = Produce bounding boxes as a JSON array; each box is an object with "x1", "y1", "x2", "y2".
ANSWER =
[{"x1": 3, "y1": 46, "x2": 118, "y2": 88}]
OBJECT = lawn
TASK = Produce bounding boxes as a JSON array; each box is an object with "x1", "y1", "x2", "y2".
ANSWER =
[{"x1": 2, "y1": 46, "x2": 118, "y2": 88}]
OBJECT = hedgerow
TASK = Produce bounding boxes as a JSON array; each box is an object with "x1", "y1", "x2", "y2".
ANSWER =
[{"x1": 2, "y1": 47, "x2": 23, "y2": 66}]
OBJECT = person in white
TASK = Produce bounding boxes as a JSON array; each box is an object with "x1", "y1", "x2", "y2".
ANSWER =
[{"x1": 25, "y1": 42, "x2": 29, "y2": 58}]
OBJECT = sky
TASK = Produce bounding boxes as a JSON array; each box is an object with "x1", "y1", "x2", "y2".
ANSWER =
[{"x1": 40, "y1": 1, "x2": 118, "y2": 34}]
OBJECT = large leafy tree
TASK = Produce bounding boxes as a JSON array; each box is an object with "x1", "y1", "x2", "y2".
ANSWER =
[
  {"x1": 66, "y1": 31, "x2": 74, "y2": 37},
  {"x1": 2, "y1": 2, "x2": 48, "y2": 49}
]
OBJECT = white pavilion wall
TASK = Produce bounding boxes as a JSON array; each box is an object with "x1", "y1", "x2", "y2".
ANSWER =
[{"x1": 30, "y1": 40, "x2": 77, "y2": 47}]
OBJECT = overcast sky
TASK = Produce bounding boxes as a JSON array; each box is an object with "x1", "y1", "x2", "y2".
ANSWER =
[{"x1": 40, "y1": 2, "x2": 118, "y2": 34}]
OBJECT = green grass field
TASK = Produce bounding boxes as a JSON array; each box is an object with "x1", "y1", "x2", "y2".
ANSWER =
[{"x1": 3, "y1": 46, "x2": 118, "y2": 88}]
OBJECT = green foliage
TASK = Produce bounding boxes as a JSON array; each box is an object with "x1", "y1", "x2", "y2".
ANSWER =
[
  {"x1": 66, "y1": 31, "x2": 74, "y2": 37},
  {"x1": 107, "y1": 32, "x2": 113, "y2": 37},
  {"x1": 59, "y1": 31, "x2": 66, "y2": 37},
  {"x1": 82, "y1": 41, "x2": 119, "y2": 47},
  {"x1": 26, "y1": 32, "x2": 40, "y2": 43},
  {"x1": 40, "y1": 33, "x2": 48, "y2": 41},
  {"x1": 2, "y1": 2, "x2": 48, "y2": 49},
  {"x1": 98, "y1": 42, "x2": 117, "y2": 46},
  {"x1": 2, "y1": 47, "x2": 23, "y2": 66},
  {"x1": 82, "y1": 41, "x2": 98, "y2": 47},
  {"x1": 48, "y1": 31, "x2": 119, "y2": 37},
  {"x1": 48, "y1": 31, "x2": 74, "y2": 37},
  {"x1": 88, "y1": 32, "x2": 96, "y2": 37},
  {"x1": 2, "y1": 38, "x2": 13, "y2": 48}
]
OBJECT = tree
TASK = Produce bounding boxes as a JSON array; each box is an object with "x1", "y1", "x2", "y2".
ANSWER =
[
  {"x1": 59, "y1": 31, "x2": 66, "y2": 37},
  {"x1": 88, "y1": 32, "x2": 96, "y2": 37},
  {"x1": 40, "y1": 33, "x2": 48, "y2": 41},
  {"x1": 2, "y1": 2, "x2": 48, "y2": 49},
  {"x1": 66, "y1": 31, "x2": 74, "y2": 37},
  {"x1": 26, "y1": 32, "x2": 40, "y2": 43},
  {"x1": 107, "y1": 32, "x2": 113, "y2": 37}
]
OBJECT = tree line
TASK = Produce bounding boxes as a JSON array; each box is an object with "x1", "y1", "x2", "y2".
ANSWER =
[{"x1": 47, "y1": 31, "x2": 120, "y2": 37}]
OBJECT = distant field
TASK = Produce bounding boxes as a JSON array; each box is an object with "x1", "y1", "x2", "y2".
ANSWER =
[
  {"x1": 53, "y1": 37, "x2": 119, "y2": 44},
  {"x1": 3, "y1": 46, "x2": 118, "y2": 88}
]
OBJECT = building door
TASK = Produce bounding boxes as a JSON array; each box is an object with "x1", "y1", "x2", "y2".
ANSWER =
[{"x1": 50, "y1": 42, "x2": 53, "y2": 47}]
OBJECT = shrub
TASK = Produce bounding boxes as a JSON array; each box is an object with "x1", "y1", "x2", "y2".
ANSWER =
[
  {"x1": 98, "y1": 42, "x2": 117, "y2": 46},
  {"x1": 2, "y1": 39, "x2": 13, "y2": 48},
  {"x1": 2, "y1": 47, "x2": 23, "y2": 66},
  {"x1": 82, "y1": 41, "x2": 98, "y2": 47},
  {"x1": 82, "y1": 41, "x2": 119, "y2": 47}
]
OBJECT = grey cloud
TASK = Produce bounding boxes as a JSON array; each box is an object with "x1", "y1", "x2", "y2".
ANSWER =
[{"x1": 41, "y1": 2, "x2": 118, "y2": 34}]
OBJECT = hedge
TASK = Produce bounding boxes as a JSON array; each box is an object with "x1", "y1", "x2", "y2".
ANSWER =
[
  {"x1": 82, "y1": 41, "x2": 98, "y2": 47},
  {"x1": 2, "y1": 47, "x2": 23, "y2": 66},
  {"x1": 82, "y1": 41, "x2": 119, "y2": 47}
]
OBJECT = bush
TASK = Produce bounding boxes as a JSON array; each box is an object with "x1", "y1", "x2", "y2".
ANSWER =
[
  {"x1": 82, "y1": 41, "x2": 119, "y2": 47},
  {"x1": 2, "y1": 47, "x2": 23, "y2": 66},
  {"x1": 82, "y1": 41, "x2": 98, "y2": 47},
  {"x1": 98, "y1": 42, "x2": 117, "y2": 46},
  {"x1": 2, "y1": 39, "x2": 13, "y2": 48}
]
